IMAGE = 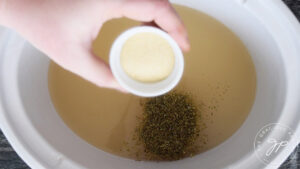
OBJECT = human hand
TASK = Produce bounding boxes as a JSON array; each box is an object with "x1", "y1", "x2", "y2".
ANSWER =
[{"x1": 0, "y1": 0, "x2": 190, "y2": 92}]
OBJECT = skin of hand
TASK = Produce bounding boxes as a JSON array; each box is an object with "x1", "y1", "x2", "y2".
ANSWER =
[{"x1": 0, "y1": 0, "x2": 190, "y2": 92}]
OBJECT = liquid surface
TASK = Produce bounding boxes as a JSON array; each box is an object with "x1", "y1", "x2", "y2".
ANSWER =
[
  {"x1": 121, "y1": 32, "x2": 174, "y2": 82},
  {"x1": 48, "y1": 5, "x2": 256, "y2": 160}
]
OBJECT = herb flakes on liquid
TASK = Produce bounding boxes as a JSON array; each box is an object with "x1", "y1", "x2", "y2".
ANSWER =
[{"x1": 137, "y1": 92, "x2": 200, "y2": 161}]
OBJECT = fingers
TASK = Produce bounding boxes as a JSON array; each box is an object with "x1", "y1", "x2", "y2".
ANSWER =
[
  {"x1": 52, "y1": 46, "x2": 127, "y2": 93},
  {"x1": 119, "y1": 0, "x2": 190, "y2": 51}
]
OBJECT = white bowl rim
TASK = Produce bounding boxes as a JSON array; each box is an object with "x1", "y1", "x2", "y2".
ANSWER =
[{"x1": 0, "y1": 1, "x2": 299, "y2": 169}]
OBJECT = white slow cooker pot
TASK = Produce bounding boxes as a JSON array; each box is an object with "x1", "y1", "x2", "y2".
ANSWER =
[{"x1": 0, "y1": 0, "x2": 299, "y2": 169}]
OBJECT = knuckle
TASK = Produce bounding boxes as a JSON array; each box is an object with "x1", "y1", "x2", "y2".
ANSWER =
[
  {"x1": 175, "y1": 24, "x2": 185, "y2": 34},
  {"x1": 156, "y1": 0, "x2": 170, "y2": 9}
]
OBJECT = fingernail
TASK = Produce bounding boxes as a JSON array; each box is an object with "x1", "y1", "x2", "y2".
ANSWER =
[
  {"x1": 185, "y1": 35, "x2": 190, "y2": 44},
  {"x1": 183, "y1": 38, "x2": 191, "y2": 52}
]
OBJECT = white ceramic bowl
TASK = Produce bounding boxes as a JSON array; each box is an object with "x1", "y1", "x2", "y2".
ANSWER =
[
  {"x1": 0, "y1": 0, "x2": 300, "y2": 169},
  {"x1": 109, "y1": 26, "x2": 184, "y2": 97}
]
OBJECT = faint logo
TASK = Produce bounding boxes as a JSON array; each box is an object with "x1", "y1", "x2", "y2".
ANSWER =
[{"x1": 254, "y1": 123, "x2": 298, "y2": 167}]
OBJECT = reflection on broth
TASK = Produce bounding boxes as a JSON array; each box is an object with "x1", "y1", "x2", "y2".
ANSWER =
[{"x1": 48, "y1": 5, "x2": 256, "y2": 160}]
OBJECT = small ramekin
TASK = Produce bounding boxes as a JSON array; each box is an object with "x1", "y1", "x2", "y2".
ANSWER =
[{"x1": 109, "y1": 26, "x2": 184, "y2": 97}]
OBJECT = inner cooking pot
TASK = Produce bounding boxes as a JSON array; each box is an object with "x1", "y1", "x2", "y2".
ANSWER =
[{"x1": 0, "y1": 0, "x2": 299, "y2": 169}]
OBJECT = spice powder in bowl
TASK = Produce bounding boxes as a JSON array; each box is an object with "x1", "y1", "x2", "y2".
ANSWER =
[{"x1": 121, "y1": 32, "x2": 175, "y2": 83}]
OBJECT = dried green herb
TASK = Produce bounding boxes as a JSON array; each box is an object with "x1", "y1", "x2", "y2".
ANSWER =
[{"x1": 138, "y1": 92, "x2": 199, "y2": 161}]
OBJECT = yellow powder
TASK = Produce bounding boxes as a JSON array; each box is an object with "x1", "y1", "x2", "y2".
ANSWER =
[{"x1": 120, "y1": 33, "x2": 175, "y2": 83}]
